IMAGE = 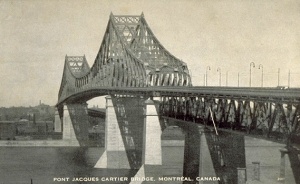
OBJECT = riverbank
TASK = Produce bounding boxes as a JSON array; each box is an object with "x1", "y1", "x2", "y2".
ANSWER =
[
  {"x1": 0, "y1": 140, "x2": 79, "y2": 147},
  {"x1": 0, "y1": 140, "x2": 184, "y2": 147}
]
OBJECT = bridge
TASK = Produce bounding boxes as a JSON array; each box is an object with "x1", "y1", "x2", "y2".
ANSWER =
[{"x1": 55, "y1": 13, "x2": 300, "y2": 184}]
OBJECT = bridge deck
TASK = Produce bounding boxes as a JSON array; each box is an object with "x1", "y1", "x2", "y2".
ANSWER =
[{"x1": 59, "y1": 86, "x2": 300, "y2": 105}]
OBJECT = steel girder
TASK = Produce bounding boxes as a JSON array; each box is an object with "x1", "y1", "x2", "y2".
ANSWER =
[
  {"x1": 110, "y1": 95, "x2": 144, "y2": 169},
  {"x1": 161, "y1": 96, "x2": 300, "y2": 183},
  {"x1": 58, "y1": 13, "x2": 191, "y2": 104},
  {"x1": 160, "y1": 96, "x2": 300, "y2": 144}
]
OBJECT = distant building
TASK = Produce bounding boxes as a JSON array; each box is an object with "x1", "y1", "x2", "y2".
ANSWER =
[
  {"x1": 35, "y1": 101, "x2": 54, "y2": 115},
  {"x1": 16, "y1": 120, "x2": 54, "y2": 134},
  {"x1": 36, "y1": 121, "x2": 54, "y2": 133},
  {"x1": 0, "y1": 121, "x2": 16, "y2": 140}
]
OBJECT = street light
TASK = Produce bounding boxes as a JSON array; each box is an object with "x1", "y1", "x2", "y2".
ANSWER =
[
  {"x1": 258, "y1": 64, "x2": 263, "y2": 87},
  {"x1": 278, "y1": 68, "x2": 280, "y2": 86},
  {"x1": 238, "y1": 72, "x2": 240, "y2": 87},
  {"x1": 217, "y1": 67, "x2": 221, "y2": 86},
  {"x1": 226, "y1": 71, "x2": 228, "y2": 86},
  {"x1": 206, "y1": 66, "x2": 211, "y2": 86},
  {"x1": 250, "y1": 62, "x2": 255, "y2": 87},
  {"x1": 288, "y1": 69, "x2": 290, "y2": 87}
]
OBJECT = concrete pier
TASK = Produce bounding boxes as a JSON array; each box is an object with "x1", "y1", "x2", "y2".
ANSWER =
[
  {"x1": 62, "y1": 105, "x2": 79, "y2": 146},
  {"x1": 237, "y1": 168, "x2": 247, "y2": 184},
  {"x1": 95, "y1": 96, "x2": 130, "y2": 169},
  {"x1": 278, "y1": 148, "x2": 289, "y2": 183},
  {"x1": 252, "y1": 161, "x2": 260, "y2": 181},
  {"x1": 245, "y1": 137, "x2": 295, "y2": 184},
  {"x1": 199, "y1": 127, "x2": 218, "y2": 184},
  {"x1": 130, "y1": 99, "x2": 162, "y2": 184},
  {"x1": 54, "y1": 108, "x2": 62, "y2": 132}
]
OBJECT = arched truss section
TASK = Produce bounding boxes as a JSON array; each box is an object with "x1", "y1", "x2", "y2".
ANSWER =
[
  {"x1": 58, "y1": 55, "x2": 90, "y2": 100},
  {"x1": 58, "y1": 13, "x2": 192, "y2": 103},
  {"x1": 113, "y1": 14, "x2": 191, "y2": 86}
]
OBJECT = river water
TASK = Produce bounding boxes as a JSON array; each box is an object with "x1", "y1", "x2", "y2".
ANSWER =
[
  {"x1": 0, "y1": 146, "x2": 184, "y2": 184},
  {"x1": 0, "y1": 129, "x2": 296, "y2": 184}
]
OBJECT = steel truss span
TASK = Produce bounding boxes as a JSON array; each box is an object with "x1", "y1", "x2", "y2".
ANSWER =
[
  {"x1": 57, "y1": 13, "x2": 300, "y2": 145},
  {"x1": 59, "y1": 86, "x2": 300, "y2": 105},
  {"x1": 57, "y1": 13, "x2": 300, "y2": 183},
  {"x1": 160, "y1": 94, "x2": 300, "y2": 142},
  {"x1": 58, "y1": 13, "x2": 191, "y2": 105}
]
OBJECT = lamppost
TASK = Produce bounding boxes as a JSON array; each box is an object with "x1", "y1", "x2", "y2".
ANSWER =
[
  {"x1": 206, "y1": 66, "x2": 211, "y2": 86},
  {"x1": 258, "y1": 64, "x2": 263, "y2": 87},
  {"x1": 288, "y1": 69, "x2": 290, "y2": 87},
  {"x1": 250, "y1": 62, "x2": 255, "y2": 87},
  {"x1": 226, "y1": 71, "x2": 228, "y2": 86},
  {"x1": 217, "y1": 67, "x2": 221, "y2": 86},
  {"x1": 188, "y1": 69, "x2": 193, "y2": 86},
  {"x1": 238, "y1": 72, "x2": 240, "y2": 87},
  {"x1": 278, "y1": 68, "x2": 280, "y2": 86}
]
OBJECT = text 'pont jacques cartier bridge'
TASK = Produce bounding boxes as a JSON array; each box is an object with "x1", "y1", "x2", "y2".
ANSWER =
[{"x1": 55, "y1": 13, "x2": 300, "y2": 184}]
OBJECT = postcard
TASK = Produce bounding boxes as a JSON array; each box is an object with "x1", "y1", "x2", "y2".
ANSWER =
[{"x1": 0, "y1": 0, "x2": 299, "y2": 184}]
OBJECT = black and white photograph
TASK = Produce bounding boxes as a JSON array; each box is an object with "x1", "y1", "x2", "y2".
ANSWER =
[{"x1": 0, "y1": 0, "x2": 299, "y2": 183}]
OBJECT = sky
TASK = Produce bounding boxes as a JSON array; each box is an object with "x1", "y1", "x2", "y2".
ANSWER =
[{"x1": 0, "y1": 0, "x2": 300, "y2": 107}]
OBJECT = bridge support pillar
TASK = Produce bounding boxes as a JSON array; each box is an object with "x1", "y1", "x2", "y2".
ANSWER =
[
  {"x1": 237, "y1": 168, "x2": 247, "y2": 184},
  {"x1": 130, "y1": 99, "x2": 162, "y2": 184},
  {"x1": 95, "y1": 96, "x2": 130, "y2": 169},
  {"x1": 62, "y1": 105, "x2": 80, "y2": 146},
  {"x1": 198, "y1": 127, "x2": 218, "y2": 184},
  {"x1": 183, "y1": 123, "x2": 201, "y2": 182},
  {"x1": 54, "y1": 108, "x2": 62, "y2": 132},
  {"x1": 278, "y1": 148, "x2": 289, "y2": 182}
]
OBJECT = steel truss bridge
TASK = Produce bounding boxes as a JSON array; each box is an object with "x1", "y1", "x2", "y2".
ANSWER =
[{"x1": 57, "y1": 13, "x2": 300, "y2": 183}]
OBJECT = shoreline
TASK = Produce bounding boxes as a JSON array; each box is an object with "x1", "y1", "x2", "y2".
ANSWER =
[
  {"x1": 0, "y1": 140, "x2": 80, "y2": 147},
  {"x1": 0, "y1": 140, "x2": 184, "y2": 147}
]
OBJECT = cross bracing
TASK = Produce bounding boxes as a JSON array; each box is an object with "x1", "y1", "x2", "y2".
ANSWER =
[
  {"x1": 57, "y1": 14, "x2": 300, "y2": 182},
  {"x1": 58, "y1": 13, "x2": 191, "y2": 103}
]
